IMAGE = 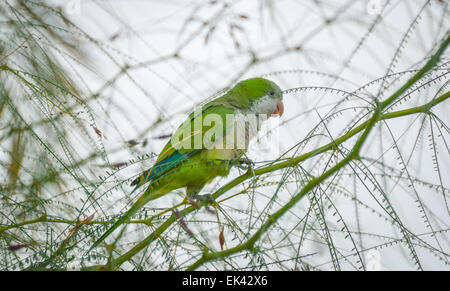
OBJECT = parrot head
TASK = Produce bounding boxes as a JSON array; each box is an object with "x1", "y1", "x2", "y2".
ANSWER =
[{"x1": 227, "y1": 77, "x2": 284, "y2": 117}]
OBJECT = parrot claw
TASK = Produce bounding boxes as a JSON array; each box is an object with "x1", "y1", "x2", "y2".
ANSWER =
[
  {"x1": 189, "y1": 193, "x2": 214, "y2": 204},
  {"x1": 230, "y1": 157, "x2": 254, "y2": 170}
]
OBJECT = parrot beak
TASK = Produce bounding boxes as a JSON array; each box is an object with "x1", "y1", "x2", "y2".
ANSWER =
[{"x1": 272, "y1": 100, "x2": 284, "y2": 117}]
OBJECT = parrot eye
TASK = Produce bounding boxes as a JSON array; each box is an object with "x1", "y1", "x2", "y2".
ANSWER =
[{"x1": 269, "y1": 91, "x2": 275, "y2": 96}]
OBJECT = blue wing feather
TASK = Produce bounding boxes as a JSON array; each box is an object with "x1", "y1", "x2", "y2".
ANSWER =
[
  {"x1": 131, "y1": 149, "x2": 200, "y2": 186},
  {"x1": 131, "y1": 103, "x2": 234, "y2": 187}
]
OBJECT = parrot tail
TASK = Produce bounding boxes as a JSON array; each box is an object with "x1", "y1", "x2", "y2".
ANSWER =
[{"x1": 89, "y1": 184, "x2": 164, "y2": 251}]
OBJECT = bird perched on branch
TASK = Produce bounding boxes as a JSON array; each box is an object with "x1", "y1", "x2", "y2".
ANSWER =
[{"x1": 90, "y1": 77, "x2": 284, "y2": 249}]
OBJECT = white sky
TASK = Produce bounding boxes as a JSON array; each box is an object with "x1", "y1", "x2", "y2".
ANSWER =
[{"x1": 39, "y1": 0, "x2": 450, "y2": 270}]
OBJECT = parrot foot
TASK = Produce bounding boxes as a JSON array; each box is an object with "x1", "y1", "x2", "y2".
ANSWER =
[
  {"x1": 186, "y1": 186, "x2": 214, "y2": 206},
  {"x1": 190, "y1": 193, "x2": 214, "y2": 203},
  {"x1": 230, "y1": 157, "x2": 255, "y2": 170}
]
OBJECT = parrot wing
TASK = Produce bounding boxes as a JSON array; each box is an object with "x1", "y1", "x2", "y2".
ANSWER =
[
  {"x1": 90, "y1": 103, "x2": 237, "y2": 251},
  {"x1": 131, "y1": 102, "x2": 236, "y2": 187}
]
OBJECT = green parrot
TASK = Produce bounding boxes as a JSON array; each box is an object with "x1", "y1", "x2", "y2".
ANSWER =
[{"x1": 90, "y1": 77, "x2": 284, "y2": 249}]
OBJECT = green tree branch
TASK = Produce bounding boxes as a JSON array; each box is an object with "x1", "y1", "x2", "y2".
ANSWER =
[
  {"x1": 79, "y1": 33, "x2": 449, "y2": 270},
  {"x1": 183, "y1": 34, "x2": 449, "y2": 270}
]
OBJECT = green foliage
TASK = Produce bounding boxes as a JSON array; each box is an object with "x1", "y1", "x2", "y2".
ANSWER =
[{"x1": 0, "y1": 0, "x2": 449, "y2": 270}]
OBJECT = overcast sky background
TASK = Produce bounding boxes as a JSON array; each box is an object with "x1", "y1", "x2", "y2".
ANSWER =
[{"x1": 35, "y1": 0, "x2": 450, "y2": 270}]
